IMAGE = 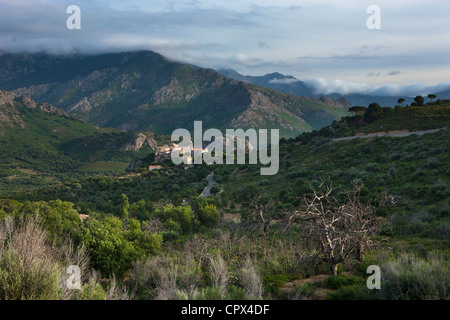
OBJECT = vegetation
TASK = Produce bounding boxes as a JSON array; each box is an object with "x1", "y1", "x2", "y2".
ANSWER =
[
  {"x1": 0, "y1": 98, "x2": 448, "y2": 300},
  {"x1": 0, "y1": 97, "x2": 164, "y2": 194}
]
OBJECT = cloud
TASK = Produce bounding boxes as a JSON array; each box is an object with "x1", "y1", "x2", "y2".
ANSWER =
[
  {"x1": 304, "y1": 78, "x2": 450, "y2": 97},
  {"x1": 227, "y1": 53, "x2": 262, "y2": 66},
  {"x1": 257, "y1": 41, "x2": 270, "y2": 49},
  {"x1": 0, "y1": 0, "x2": 449, "y2": 88},
  {"x1": 386, "y1": 70, "x2": 401, "y2": 76},
  {"x1": 367, "y1": 70, "x2": 401, "y2": 77}
]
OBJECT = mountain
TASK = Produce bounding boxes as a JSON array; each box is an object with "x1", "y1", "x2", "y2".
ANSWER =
[
  {"x1": 218, "y1": 69, "x2": 353, "y2": 107},
  {"x1": 218, "y1": 69, "x2": 450, "y2": 108},
  {"x1": 0, "y1": 90, "x2": 159, "y2": 194},
  {"x1": 218, "y1": 69, "x2": 313, "y2": 97},
  {"x1": 0, "y1": 51, "x2": 350, "y2": 138}
]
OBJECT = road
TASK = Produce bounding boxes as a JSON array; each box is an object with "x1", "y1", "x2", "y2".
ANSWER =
[
  {"x1": 200, "y1": 172, "x2": 215, "y2": 197},
  {"x1": 332, "y1": 128, "x2": 445, "y2": 142}
]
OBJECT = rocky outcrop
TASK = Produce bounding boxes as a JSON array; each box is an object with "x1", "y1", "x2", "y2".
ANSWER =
[
  {"x1": 319, "y1": 96, "x2": 352, "y2": 109},
  {"x1": 121, "y1": 133, "x2": 157, "y2": 151}
]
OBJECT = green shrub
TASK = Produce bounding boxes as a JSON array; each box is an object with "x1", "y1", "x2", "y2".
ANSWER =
[
  {"x1": 323, "y1": 275, "x2": 365, "y2": 290},
  {"x1": 195, "y1": 286, "x2": 223, "y2": 300},
  {"x1": 325, "y1": 284, "x2": 374, "y2": 300},
  {"x1": 380, "y1": 253, "x2": 449, "y2": 300},
  {"x1": 225, "y1": 285, "x2": 249, "y2": 300}
]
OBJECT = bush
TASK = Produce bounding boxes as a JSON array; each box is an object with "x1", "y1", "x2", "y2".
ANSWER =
[
  {"x1": 288, "y1": 283, "x2": 315, "y2": 300},
  {"x1": 80, "y1": 216, "x2": 162, "y2": 278},
  {"x1": 325, "y1": 284, "x2": 374, "y2": 300},
  {"x1": 380, "y1": 253, "x2": 449, "y2": 299},
  {"x1": 323, "y1": 275, "x2": 366, "y2": 290},
  {"x1": 197, "y1": 202, "x2": 220, "y2": 228},
  {"x1": 0, "y1": 216, "x2": 89, "y2": 300}
]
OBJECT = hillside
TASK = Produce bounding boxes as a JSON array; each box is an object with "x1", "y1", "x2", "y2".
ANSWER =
[
  {"x1": 0, "y1": 90, "x2": 160, "y2": 194},
  {"x1": 4, "y1": 89, "x2": 449, "y2": 302},
  {"x1": 0, "y1": 51, "x2": 350, "y2": 138},
  {"x1": 310, "y1": 100, "x2": 450, "y2": 140}
]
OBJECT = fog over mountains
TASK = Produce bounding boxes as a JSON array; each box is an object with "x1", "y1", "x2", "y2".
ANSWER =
[{"x1": 218, "y1": 69, "x2": 450, "y2": 107}]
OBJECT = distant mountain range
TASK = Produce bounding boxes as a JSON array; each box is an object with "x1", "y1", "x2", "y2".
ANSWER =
[
  {"x1": 218, "y1": 69, "x2": 450, "y2": 108},
  {"x1": 0, "y1": 51, "x2": 350, "y2": 138}
]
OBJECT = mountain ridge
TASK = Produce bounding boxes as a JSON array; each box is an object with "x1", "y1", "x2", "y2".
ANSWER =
[
  {"x1": 0, "y1": 51, "x2": 350, "y2": 138},
  {"x1": 218, "y1": 69, "x2": 450, "y2": 108}
]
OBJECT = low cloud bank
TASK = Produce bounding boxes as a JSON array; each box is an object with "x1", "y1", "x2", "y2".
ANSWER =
[{"x1": 304, "y1": 78, "x2": 450, "y2": 97}]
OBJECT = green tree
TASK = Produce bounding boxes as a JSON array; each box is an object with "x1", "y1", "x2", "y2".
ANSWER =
[
  {"x1": 130, "y1": 199, "x2": 154, "y2": 221},
  {"x1": 412, "y1": 95, "x2": 424, "y2": 106},
  {"x1": 364, "y1": 102, "x2": 383, "y2": 123},
  {"x1": 155, "y1": 205, "x2": 194, "y2": 234},
  {"x1": 348, "y1": 106, "x2": 367, "y2": 115},
  {"x1": 397, "y1": 98, "x2": 405, "y2": 107},
  {"x1": 427, "y1": 94, "x2": 436, "y2": 103},
  {"x1": 119, "y1": 194, "x2": 130, "y2": 220},
  {"x1": 80, "y1": 216, "x2": 162, "y2": 277},
  {"x1": 197, "y1": 202, "x2": 220, "y2": 227}
]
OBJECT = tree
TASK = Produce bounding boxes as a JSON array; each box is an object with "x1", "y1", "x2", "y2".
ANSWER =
[
  {"x1": 348, "y1": 106, "x2": 367, "y2": 115},
  {"x1": 197, "y1": 201, "x2": 220, "y2": 227},
  {"x1": 427, "y1": 94, "x2": 436, "y2": 103},
  {"x1": 397, "y1": 98, "x2": 405, "y2": 107},
  {"x1": 244, "y1": 193, "x2": 279, "y2": 258},
  {"x1": 412, "y1": 96, "x2": 424, "y2": 106},
  {"x1": 119, "y1": 194, "x2": 130, "y2": 220},
  {"x1": 246, "y1": 193, "x2": 277, "y2": 243},
  {"x1": 80, "y1": 216, "x2": 162, "y2": 277},
  {"x1": 340, "y1": 184, "x2": 386, "y2": 262},
  {"x1": 283, "y1": 183, "x2": 385, "y2": 275},
  {"x1": 364, "y1": 102, "x2": 383, "y2": 123},
  {"x1": 155, "y1": 205, "x2": 194, "y2": 234}
]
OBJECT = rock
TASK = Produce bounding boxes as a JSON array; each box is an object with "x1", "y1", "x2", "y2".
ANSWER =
[{"x1": 121, "y1": 133, "x2": 157, "y2": 151}]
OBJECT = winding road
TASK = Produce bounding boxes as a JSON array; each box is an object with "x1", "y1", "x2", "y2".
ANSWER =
[{"x1": 200, "y1": 172, "x2": 215, "y2": 197}]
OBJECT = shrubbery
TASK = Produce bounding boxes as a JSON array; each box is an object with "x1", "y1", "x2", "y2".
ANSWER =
[{"x1": 380, "y1": 253, "x2": 449, "y2": 300}]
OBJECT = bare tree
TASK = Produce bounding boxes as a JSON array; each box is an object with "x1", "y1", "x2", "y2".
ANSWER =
[
  {"x1": 284, "y1": 182, "x2": 386, "y2": 275},
  {"x1": 245, "y1": 193, "x2": 278, "y2": 257},
  {"x1": 247, "y1": 193, "x2": 275, "y2": 240},
  {"x1": 340, "y1": 185, "x2": 387, "y2": 262}
]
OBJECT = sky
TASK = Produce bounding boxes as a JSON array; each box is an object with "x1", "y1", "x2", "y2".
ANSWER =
[{"x1": 0, "y1": 0, "x2": 449, "y2": 96}]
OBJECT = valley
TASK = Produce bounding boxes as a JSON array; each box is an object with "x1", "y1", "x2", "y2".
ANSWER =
[{"x1": 0, "y1": 50, "x2": 448, "y2": 302}]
